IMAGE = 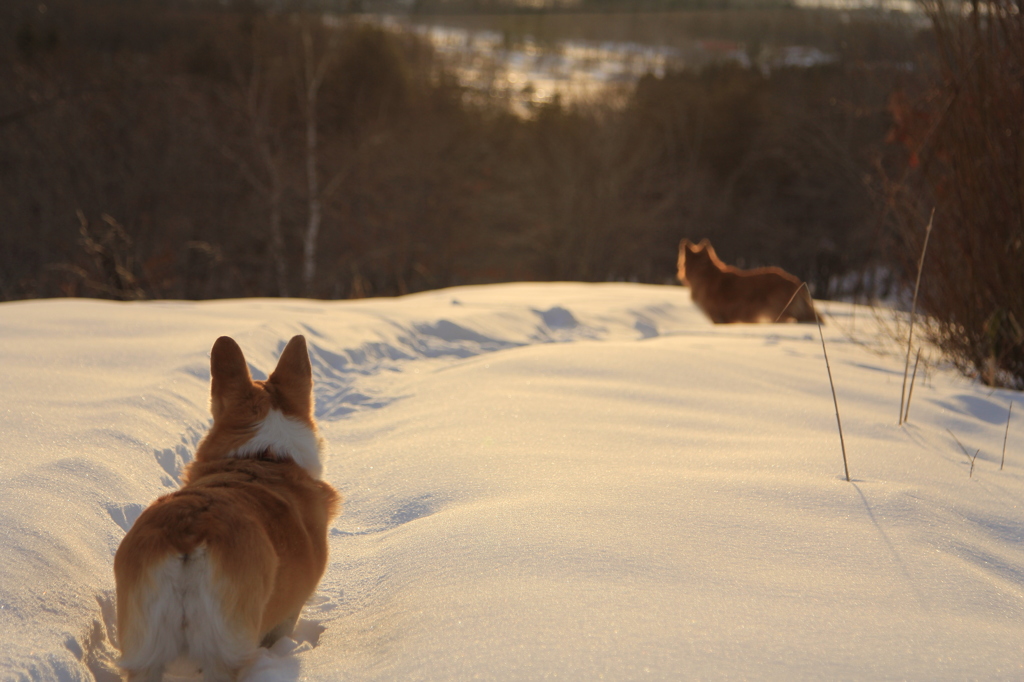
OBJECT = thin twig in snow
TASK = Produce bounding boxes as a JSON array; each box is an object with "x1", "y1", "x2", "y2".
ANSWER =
[
  {"x1": 775, "y1": 283, "x2": 818, "y2": 326},
  {"x1": 902, "y1": 347, "x2": 923, "y2": 424},
  {"x1": 946, "y1": 427, "x2": 970, "y2": 457},
  {"x1": 1002, "y1": 401, "x2": 1014, "y2": 471},
  {"x1": 900, "y1": 208, "x2": 934, "y2": 425},
  {"x1": 947, "y1": 427, "x2": 980, "y2": 478},
  {"x1": 779, "y1": 283, "x2": 850, "y2": 481}
]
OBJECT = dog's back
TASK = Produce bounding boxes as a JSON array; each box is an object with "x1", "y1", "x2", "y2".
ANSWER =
[
  {"x1": 114, "y1": 336, "x2": 340, "y2": 682},
  {"x1": 678, "y1": 239, "x2": 818, "y2": 324}
]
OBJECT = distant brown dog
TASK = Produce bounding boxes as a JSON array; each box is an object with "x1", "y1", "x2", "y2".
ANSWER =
[{"x1": 678, "y1": 238, "x2": 819, "y2": 324}]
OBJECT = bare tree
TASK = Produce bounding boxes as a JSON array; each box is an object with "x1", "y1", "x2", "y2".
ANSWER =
[
  {"x1": 200, "y1": 18, "x2": 293, "y2": 297},
  {"x1": 295, "y1": 16, "x2": 340, "y2": 297}
]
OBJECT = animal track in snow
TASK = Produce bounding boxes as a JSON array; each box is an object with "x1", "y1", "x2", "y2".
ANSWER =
[{"x1": 152, "y1": 423, "x2": 204, "y2": 486}]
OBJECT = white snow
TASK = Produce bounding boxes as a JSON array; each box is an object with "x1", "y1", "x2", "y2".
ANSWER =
[{"x1": 0, "y1": 282, "x2": 1021, "y2": 680}]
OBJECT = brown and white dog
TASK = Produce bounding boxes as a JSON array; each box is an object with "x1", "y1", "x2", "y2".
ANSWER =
[
  {"x1": 114, "y1": 335, "x2": 340, "y2": 682},
  {"x1": 678, "y1": 238, "x2": 820, "y2": 324}
]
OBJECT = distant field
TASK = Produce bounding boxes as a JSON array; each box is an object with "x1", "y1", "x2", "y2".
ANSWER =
[
  {"x1": 403, "y1": 7, "x2": 916, "y2": 53},
  {"x1": 394, "y1": 7, "x2": 915, "y2": 118}
]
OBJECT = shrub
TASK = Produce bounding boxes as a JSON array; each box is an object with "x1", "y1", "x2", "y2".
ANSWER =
[{"x1": 888, "y1": 0, "x2": 1024, "y2": 388}]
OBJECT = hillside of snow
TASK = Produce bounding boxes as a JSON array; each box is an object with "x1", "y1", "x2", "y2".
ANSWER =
[{"x1": 1, "y1": 282, "x2": 1021, "y2": 680}]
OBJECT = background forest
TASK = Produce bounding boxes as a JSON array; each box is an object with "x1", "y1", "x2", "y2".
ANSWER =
[
  {"x1": 1, "y1": 0, "x2": 1021, "y2": 385},
  {"x1": 1, "y1": 0, "x2": 916, "y2": 300}
]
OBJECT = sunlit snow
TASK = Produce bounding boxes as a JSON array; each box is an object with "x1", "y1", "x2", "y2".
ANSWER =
[{"x1": 1, "y1": 282, "x2": 1021, "y2": 680}]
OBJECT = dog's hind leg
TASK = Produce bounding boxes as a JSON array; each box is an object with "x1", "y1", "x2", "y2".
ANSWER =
[
  {"x1": 125, "y1": 664, "x2": 166, "y2": 682},
  {"x1": 260, "y1": 610, "x2": 301, "y2": 649},
  {"x1": 117, "y1": 554, "x2": 188, "y2": 681},
  {"x1": 201, "y1": 661, "x2": 241, "y2": 682}
]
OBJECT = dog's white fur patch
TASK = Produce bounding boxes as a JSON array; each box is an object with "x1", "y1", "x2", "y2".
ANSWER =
[
  {"x1": 119, "y1": 548, "x2": 252, "y2": 678},
  {"x1": 229, "y1": 409, "x2": 325, "y2": 480}
]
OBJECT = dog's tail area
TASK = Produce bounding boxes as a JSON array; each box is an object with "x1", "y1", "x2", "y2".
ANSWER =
[{"x1": 115, "y1": 532, "x2": 277, "y2": 679}]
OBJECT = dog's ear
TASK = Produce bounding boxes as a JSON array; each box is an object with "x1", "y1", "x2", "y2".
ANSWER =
[
  {"x1": 268, "y1": 335, "x2": 313, "y2": 419},
  {"x1": 697, "y1": 238, "x2": 710, "y2": 250},
  {"x1": 210, "y1": 336, "x2": 252, "y2": 419},
  {"x1": 679, "y1": 238, "x2": 692, "y2": 250}
]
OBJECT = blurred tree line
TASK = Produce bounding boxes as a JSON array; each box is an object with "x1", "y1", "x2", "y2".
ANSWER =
[{"x1": 1, "y1": 0, "x2": 915, "y2": 301}]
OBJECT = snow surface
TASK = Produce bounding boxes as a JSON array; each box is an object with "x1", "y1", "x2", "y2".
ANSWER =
[{"x1": 1, "y1": 282, "x2": 1022, "y2": 681}]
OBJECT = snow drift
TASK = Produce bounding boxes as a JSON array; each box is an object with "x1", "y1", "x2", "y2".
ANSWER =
[{"x1": 0, "y1": 282, "x2": 1021, "y2": 680}]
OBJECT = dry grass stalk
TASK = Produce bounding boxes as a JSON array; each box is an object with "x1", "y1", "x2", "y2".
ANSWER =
[
  {"x1": 779, "y1": 284, "x2": 850, "y2": 481},
  {"x1": 899, "y1": 208, "x2": 934, "y2": 425},
  {"x1": 1002, "y1": 401, "x2": 1014, "y2": 470},
  {"x1": 947, "y1": 427, "x2": 980, "y2": 478},
  {"x1": 902, "y1": 347, "x2": 923, "y2": 424}
]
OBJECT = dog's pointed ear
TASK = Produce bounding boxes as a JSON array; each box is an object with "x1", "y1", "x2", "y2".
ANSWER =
[
  {"x1": 268, "y1": 335, "x2": 313, "y2": 418},
  {"x1": 680, "y1": 238, "x2": 691, "y2": 249},
  {"x1": 698, "y1": 238, "x2": 710, "y2": 249},
  {"x1": 210, "y1": 336, "x2": 252, "y2": 419}
]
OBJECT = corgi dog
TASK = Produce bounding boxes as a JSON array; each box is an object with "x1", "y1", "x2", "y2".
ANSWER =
[
  {"x1": 114, "y1": 335, "x2": 340, "y2": 682},
  {"x1": 678, "y1": 238, "x2": 820, "y2": 324}
]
